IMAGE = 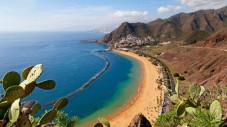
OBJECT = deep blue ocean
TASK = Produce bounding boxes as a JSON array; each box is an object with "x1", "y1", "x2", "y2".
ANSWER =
[{"x1": 0, "y1": 32, "x2": 140, "y2": 124}]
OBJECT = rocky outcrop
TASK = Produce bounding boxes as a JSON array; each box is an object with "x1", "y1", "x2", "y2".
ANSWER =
[
  {"x1": 128, "y1": 114, "x2": 152, "y2": 127},
  {"x1": 102, "y1": 6, "x2": 227, "y2": 46}
]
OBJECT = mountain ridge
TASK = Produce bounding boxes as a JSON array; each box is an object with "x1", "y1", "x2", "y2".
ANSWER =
[{"x1": 101, "y1": 6, "x2": 227, "y2": 48}]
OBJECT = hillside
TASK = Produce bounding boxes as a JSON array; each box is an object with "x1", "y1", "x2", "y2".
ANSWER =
[
  {"x1": 195, "y1": 28, "x2": 227, "y2": 49},
  {"x1": 138, "y1": 28, "x2": 227, "y2": 87},
  {"x1": 101, "y1": 6, "x2": 227, "y2": 48}
]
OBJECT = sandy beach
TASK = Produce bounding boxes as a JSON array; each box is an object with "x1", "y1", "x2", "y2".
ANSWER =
[{"x1": 107, "y1": 50, "x2": 164, "y2": 127}]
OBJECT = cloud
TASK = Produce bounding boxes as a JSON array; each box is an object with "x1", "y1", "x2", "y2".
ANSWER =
[
  {"x1": 178, "y1": 0, "x2": 227, "y2": 10},
  {"x1": 111, "y1": 10, "x2": 151, "y2": 25},
  {"x1": 157, "y1": 5, "x2": 182, "y2": 13},
  {"x1": 113, "y1": 10, "x2": 148, "y2": 18}
]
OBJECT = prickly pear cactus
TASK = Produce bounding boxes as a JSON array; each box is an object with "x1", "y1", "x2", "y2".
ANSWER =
[
  {"x1": 38, "y1": 109, "x2": 57, "y2": 125},
  {"x1": 176, "y1": 101, "x2": 186, "y2": 118},
  {"x1": 0, "y1": 64, "x2": 74, "y2": 126},
  {"x1": 199, "y1": 86, "x2": 205, "y2": 97},
  {"x1": 30, "y1": 103, "x2": 41, "y2": 116},
  {"x1": 210, "y1": 100, "x2": 222, "y2": 122},
  {"x1": 185, "y1": 107, "x2": 197, "y2": 116},
  {"x1": 2, "y1": 71, "x2": 21, "y2": 91},
  {"x1": 21, "y1": 82, "x2": 36, "y2": 98},
  {"x1": 22, "y1": 66, "x2": 34, "y2": 80},
  {"x1": 36, "y1": 80, "x2": 56, "y2": 90},
  {"x1": 54, "y1": 98, "x2": 68, "y2": 110},
  {"x1": 26, "y1": 64, "x2": 43, "y2": 83},
  {"x1": 170, "y1": 94, "x2": 181, "y2": 104},
  {"x1": 16, "y1": 113, "x2": 32, "y2": 127},
  {"x1": 8, "y1": 99, "x2": 20, "y2": 123},
  {"x1": 3, "y1": 86, "x2": 25, "y2": 102},
  {"x1": 189, "y1": 84, "x2": 201, "y2": 103}
]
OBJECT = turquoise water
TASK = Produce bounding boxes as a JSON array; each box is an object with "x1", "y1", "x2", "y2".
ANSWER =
[{"x1": 0, "y1": 32, "x2": 140, "y2": 125}]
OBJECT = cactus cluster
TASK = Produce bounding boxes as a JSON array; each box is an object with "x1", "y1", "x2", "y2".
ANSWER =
[
  {"x1": 165, "y1": 80, "x2": 224, "y2": 126},
  {"x1": 0, "y1": 64, "x2": 75, "y2": 127}
]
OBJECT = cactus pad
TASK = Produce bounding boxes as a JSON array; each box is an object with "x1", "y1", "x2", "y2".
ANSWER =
[
  {"x1": 185, "y1": 107, "x2": 197, "y2": 116},
  {"x1": 199, "y1": 86, "x2": 205, "y2": 97},
  {"x1": 30, "y1": 103, "x2": 41, "y2": 116},
  {"x1": 16, "y1": 113, "x2": 32, "y2": 127},
  {"x1": 3, "y1": 86, "x2": 25, "y2": 102},
  {"x1": 0, "y1": 101, "x2": 11, "y2": 108},
  {"x1": 9, "y1": 99, "x2": 20, "y2": 123},
  {"x1": 38, "y1": 109, "x2": 57, "y2": 125},
  {"x1": 0, "y1": 109, "x2": 5, "y2": 119},
  {"x1": 98, "y1": 117, "x2": 110, "y2": 127},
  {"x1": 26, "y1": 64, "x2": 43, "y2": 83},
  {"x1": 176, "y1": 101, "x2": 186, "y2": 118},
  {"x1": 170, "y1": 94, "x2": 181, "y2": 104},
  {"x1": 22, "y1": 82, "x2": 36, "y2": 98},
  {"x1": 210, "y1": 100, "x2": 222, "y2": 122},
  {"x1": 22, "y1": 66, "x2": 34, "y2": 80},
  {"x1": 2, "y1": 71, "x2": 21, "y2": 91},
  {"x1": 54, "y1": 98, "x2": 68, "y2": 110},
  {"x1": 36, "y1": 80, "x2": 56, "y2": 90},
  {"x1": 189, "y1": 83, "x2": 201, "y2": 102}
]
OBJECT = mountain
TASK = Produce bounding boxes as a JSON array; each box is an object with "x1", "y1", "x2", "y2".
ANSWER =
[{"x1": 101, "y1": 6, "x2": 227, "y2": 48}]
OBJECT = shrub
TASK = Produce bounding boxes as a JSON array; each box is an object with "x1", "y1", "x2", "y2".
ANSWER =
[{"x1": 155, "y1": 109, "x2": 181, "y2": 127}]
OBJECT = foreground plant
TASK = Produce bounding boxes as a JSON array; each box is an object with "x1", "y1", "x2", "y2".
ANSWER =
[
  {"x1": 0, "y1": 64, "x2": 76, "y2": 127},
  {"x1": 159, "y1": 81, "x2": 226, "y2": 127}
]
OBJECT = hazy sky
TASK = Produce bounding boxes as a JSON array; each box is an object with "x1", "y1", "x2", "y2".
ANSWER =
[{"x1": 0, "y1": 0, "x2": 226, "y2": 31}]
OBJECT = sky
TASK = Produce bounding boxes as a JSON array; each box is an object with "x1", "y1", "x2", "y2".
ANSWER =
[{"x1": 0, "y1": 0, "x2": 226, "y2": 31}]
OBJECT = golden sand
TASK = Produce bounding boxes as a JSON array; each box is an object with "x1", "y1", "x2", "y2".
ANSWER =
[{"x1": 107, "y1": 50, "x2": 164, "y2": 127}]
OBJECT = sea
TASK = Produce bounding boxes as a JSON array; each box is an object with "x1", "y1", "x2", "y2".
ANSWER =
[{"x1": 0, "y1": 32, "x2": 141, "y2": 126}]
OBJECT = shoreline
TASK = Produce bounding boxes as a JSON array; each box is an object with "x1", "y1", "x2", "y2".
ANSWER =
[{"x1": 106, "y1": 50, "x2": 164, "y2": 127}]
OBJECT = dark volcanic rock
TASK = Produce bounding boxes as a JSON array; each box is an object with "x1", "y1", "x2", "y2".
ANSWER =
[{"x1": 128, "y1": 113, "x2": 152, "y2": 127}]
